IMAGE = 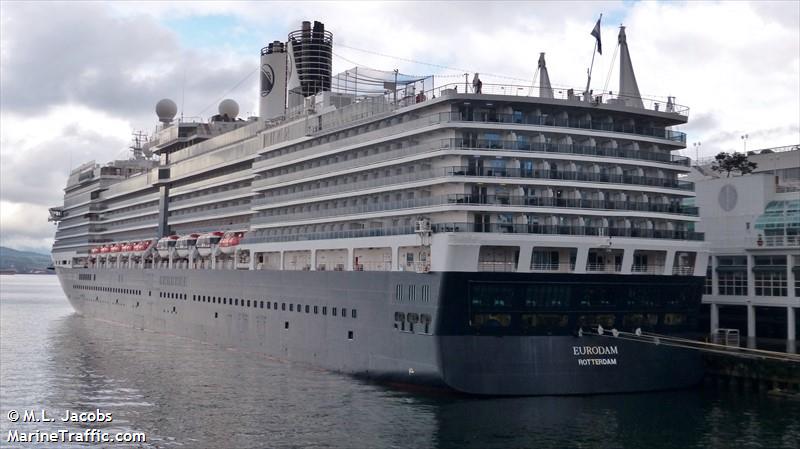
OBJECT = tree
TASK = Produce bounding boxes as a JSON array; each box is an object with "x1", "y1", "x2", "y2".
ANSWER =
[{"x1": 711, "y1": 152, "x2": 758, "y2": 177}]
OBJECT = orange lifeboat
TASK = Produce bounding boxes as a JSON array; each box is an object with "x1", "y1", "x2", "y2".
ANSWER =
[
  {"x1": 109, "y1": 243, "x2": 121, "y2": 253},
  {"x1": 218, "y1": 231, "x2": 246, "y2": 255},
  {"x1": 120, "y1": 241, "x2": 134, "y2": 256},
  {"x1": 99, "y1": 245, "x2": 110, "y2": 254},
  {"x1": 132, "y1": 239, "x2": 154, "y2": 257}
]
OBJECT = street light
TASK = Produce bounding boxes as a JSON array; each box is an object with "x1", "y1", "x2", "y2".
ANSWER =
[{"x1": 692, "y1": 142, "x2": 702, "y2": 167}]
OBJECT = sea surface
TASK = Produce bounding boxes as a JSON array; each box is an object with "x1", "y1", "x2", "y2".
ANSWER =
[{"x1": 1, "y1": 274, "x2": 798, "y2": 449}]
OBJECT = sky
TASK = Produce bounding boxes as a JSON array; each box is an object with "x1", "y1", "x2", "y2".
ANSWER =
[{"x1": 0, "y1": 0, "x2": 798, "y2": 254}]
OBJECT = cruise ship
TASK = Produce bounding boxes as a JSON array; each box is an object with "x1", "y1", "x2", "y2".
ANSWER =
[{"x1": 49, "y1": 20, "x2": 709, "y2": 395}]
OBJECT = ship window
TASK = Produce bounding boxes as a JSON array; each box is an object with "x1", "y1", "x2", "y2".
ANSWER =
[
  {"x1": 577, "y1": 314, "x2": 616, "y2": 329},
  {"x1": 289, "y1": 304, "x2": 293, "y2": 311},
  {"x1": 274, "y1": 302, "x2": 278, "y2": 309},
  {"x1": 332, "y1": 307, "x2": 337, "y2": 316},
  {"x1": 305, "y1": 305, "x2": 310, "y2": 313},
  {"x1": 314, "y1": 306, "x2": 318, "y2": 314},
  {"x1": 521, "y1": 314, "x2": 569, "y2": 332},
  {"x1": 172, "y1": 306, "x2": 176, "y2": 313},
  {"x1": 247, "y1": 300, "x2": 251, "y2": 307},
  {"x1": 260, "y1": 301, "x2": 265, "y2": 309},
  {"x1": 663, "y1": 313, "x2": 687, "y2": 326},
  {"x1": 341, "y1": 308, "x2": 347, "y2": 318},
  {"x1": 285, "y1": 321, "x2": 289, "y2": 329},
  {"x1": 348, "y1": 331, "x2": 354, "y2": 340},
  {"x1": 352, "y1": 309, "x2": 357, "y2": 319},
  {"x1": 215, "y1": 312, "x2": 218, "y2": 318},
  {"x1": 282, "y1": 303, "x2": 286, "y2": 311},
  {"x1": 297, "y1": 304, "x2": 301, "y2": 313},
  {"x1": 471, "y1": 313, "x2": 511, "y2": 328},
  {"x1": 322, "y1": 306, "x2": 327, "y2": 315},
  {"x1": 235, "y1": 299, "x2": 239, "y2": 306}
]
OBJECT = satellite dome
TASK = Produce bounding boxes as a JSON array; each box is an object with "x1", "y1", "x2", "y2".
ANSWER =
[
  {"x1": 155, "y1": 98, "x2": 177, "y2": 123},
  {"x1": 218, "y1": 99, "x2": 239, "y2": 119}
]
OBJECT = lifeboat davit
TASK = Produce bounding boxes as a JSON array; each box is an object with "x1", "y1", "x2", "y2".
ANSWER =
[
  {"x1": 196, "y1": 231, "x2": 224, "y2": 257},
  {"x1": 156, "y1": 235, "x2": 179, "y2": 258},
  {"x1": 175, "y1": 233, "x2": 200, "y2": 258},
  {"x1": 218, "y1": 231, "x2": 245, "y2": 255}
]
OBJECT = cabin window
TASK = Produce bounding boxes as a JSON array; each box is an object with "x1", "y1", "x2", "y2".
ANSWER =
[
  {"x1": 351, "y1": 309, "x2": 357, "y2": 319},
  {"x1": 322, "y1": 306, "x2": 327, "y2": 315},
  {"x1": 284, "y1": 321, "x2": 289, "y2": 329},
  {"x1": 289, "y1": 304, "x2": 293, "y2": 311},
  {"x1": 247, "y1": 300, "x2": 251, "y2": 307},
  {"x1": 348, "y1": 331, "x2": 354, "y2": 340},
  {"x1": 341, "y1": 308, "x2": 347, "y2": 318},
  {"x1": 332, "y1": 308, "x2": 337, "y2": 316},
  {"x1": 305, "y1": 305, "x2": 310, "y2": 313},
  {"x1": 314, "y1": 306, "x2": 318, "y2": 314},
  {"x1": 282, "y1": 303, "x2": 286, "y2": 311},
  {"x1": 260, "y1": 301, "x2": 265, "y2": 309}
]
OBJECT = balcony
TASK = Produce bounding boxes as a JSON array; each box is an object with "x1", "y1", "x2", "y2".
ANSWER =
[
  {"x1": 440, "y1": 111, "x2": 687, "y2": 144},
  {"x1": 446, "y1": 166, "x2": 694, "y2": 191},
  {"x1": 432, "y1": 222, "x2": 704, "y2": 241},
  {"x1": 446, "y1": 138, "x2": 690, "y2": 166},
  {"x1": 252, "y1": 193, "x2": 697, "y2": 227},
  {"x1": 253, "y1": 166, "x2": 694, "y2": 211},
  {"x1": 751, "y1": 234, "x2": 800, "y2": 248}
]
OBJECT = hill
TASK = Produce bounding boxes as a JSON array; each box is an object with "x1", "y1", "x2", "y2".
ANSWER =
[{"x1": 0, "y1": 246, "x2": 52, "y2": 274}]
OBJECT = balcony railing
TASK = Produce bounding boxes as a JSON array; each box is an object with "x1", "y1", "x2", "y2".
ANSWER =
[
  {"x1": 754, "y1": 235, "x2": 800, "y2": 248},
  {"x1": 240, "y1": 220, "x2": 703, "y2": 245},
  {"x1": 438, "y1": 111, "x2": 687, "y2": 143},
  {"x1": 252, "y1": 192, "x2": 698, "y2": 226},
  {"x1": 242, "y1": 225, "x2": 417, "y2": 245},
  {"x1": 432, "y1": 222, "x2": 704, "y2": 241},
  {"x1": 445, "y1": 166, "x2": 694, "y2": 191},
  {"x1": 254, "y1": 137, "x2": 690, "y2": 193},
  {"x1": 446, "y1": 138, "x2": 690, "y2": 165}
]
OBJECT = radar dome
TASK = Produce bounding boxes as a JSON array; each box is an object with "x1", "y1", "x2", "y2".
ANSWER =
[
  {"x1": 218, "y1": 99, "x2": 239, "y2": 119},
  {"x1": 155, "y1": 98, "x2": 177, "y2": 123}
]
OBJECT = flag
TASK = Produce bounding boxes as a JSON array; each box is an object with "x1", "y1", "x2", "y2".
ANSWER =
[{"x1": 591, "y1": 15, "x2": 602, "y2": 55}]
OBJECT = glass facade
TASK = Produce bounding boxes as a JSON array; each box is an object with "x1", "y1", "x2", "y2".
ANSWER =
[{"x1": 463, "y1": 280, "x2": 698, "y2": 336}]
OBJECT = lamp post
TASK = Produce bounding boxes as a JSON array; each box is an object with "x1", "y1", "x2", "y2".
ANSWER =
[
  {"x1": 741, "y1": 134, "x2": 749, "y2": 153},
  {"x1": 692, "y1": 142, "x2": 702, "y2": 167}
]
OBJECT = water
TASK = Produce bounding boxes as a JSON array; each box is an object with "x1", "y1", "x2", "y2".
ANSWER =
[{"x1": 1, "y1": 275, "x2": 798, "y2": 449}]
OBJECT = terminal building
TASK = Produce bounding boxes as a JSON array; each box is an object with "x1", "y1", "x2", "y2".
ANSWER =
[{"x1": 689, "y1": 145, "x2": 799, "y2": 351}]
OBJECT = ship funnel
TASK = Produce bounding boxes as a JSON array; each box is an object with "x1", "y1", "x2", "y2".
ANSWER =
[
  {"x1": 260, "y1": 40, "x2": 287, "y2": 121},
  {"x1": 617, "y1": 26, "x2": 643, "y2": 108},
  {"x1": 155, "y1": 98, "x2": 177, "y2": 124},
  {"x1": 538, "y1": 53, "x2": 553, "y2": 99},
  {"x1": 287, "y1": 19, "x2": 333, "y2": 107}
]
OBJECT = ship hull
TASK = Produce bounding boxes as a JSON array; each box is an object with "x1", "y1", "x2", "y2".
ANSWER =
[{"x1": 56, "y1": 267, "x2": 704, "y2": 395}]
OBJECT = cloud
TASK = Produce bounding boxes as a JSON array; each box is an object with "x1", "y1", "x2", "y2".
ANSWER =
[{"x1": 0, "y1": 0, "x2": 798, "y2": 253}]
